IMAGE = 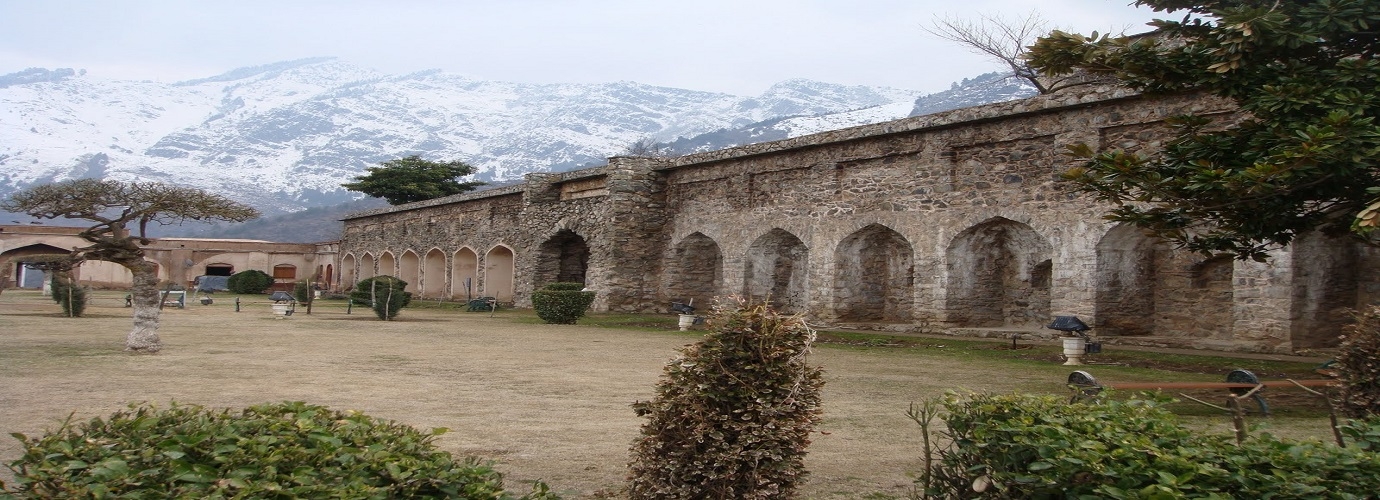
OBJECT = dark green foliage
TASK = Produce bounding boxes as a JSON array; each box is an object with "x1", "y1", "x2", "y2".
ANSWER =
[
  {"x1": 293, "y1": 279, "x2": 313, "y2": 304},
  {"x1": 226, "y1": 270, "x2": 273, "y2": 294},
  {"x1": 920, "y1": 393, "x2": 1380, "y2": 498},
  {"x1": 341, "y1": 155, "x2": 486, "y2": 205},
  {"x1": 529, "y1": 282, "x2": 594, "y2": 324},
  {"x1": 1027, "y1": 0, "x2": 1380, "y2": 260},
  {"x1": 627, "y1": 302, "x2": 824, "y2": 499},
  {"x1": 1336, "y1": 306, "x2": 1380, "y2": 419},
  {"x1": 349, "y1": 276, "x2": 412, "y2": 320},
  {"x1": 2, "y1": 401, "x2": 556, "y2": 499},
  {"x1": 48, "y1": 276, "x2": 87, "y2": 317}
]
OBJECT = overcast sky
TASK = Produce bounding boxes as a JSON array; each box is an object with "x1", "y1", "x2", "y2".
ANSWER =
[{"x1": 0, "y1": 0, "x2": 1163, "y2": 96}]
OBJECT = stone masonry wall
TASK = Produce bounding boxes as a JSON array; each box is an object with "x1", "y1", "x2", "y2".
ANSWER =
[{"x1": 339, "y1": 85, "x2": 1372, "y2": 353}]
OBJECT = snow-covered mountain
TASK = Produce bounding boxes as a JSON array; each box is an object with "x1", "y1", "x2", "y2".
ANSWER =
[{"x1": 1, "y1": 58, "x2": 931, "y2": 215}]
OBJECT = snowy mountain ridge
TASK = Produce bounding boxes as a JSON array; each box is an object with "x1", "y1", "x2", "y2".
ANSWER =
[{"x1": 2, "y1": 59, "x2": 1031, "y2": 219}]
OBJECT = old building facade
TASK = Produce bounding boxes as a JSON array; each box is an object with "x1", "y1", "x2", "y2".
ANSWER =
[
  {"x1": 340, "y1": 85, "x2": 1378, "y2": 354},
  {"x1": 0, "y1": 225, "x2": 338, "y2": 292}
]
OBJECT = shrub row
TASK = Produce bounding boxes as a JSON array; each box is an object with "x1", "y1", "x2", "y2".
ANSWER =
[
  {"x1": 921, "y1": 392, "x2": 1380, "y2": 499},
  {"x1": 3, "y1": 401, "x2": 554, "y2": 499}
]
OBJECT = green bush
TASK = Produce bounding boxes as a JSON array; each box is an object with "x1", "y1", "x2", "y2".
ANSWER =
[
  {"x1": 1336, "y1": 306, "x2": 1380, "y2": 419},
  {"x1": 294, "y1": 279, "x2": 313, "y2": 304},
  {"x1": 349, "y1": 276, "x2": 412, "y2": 320},
  {"x1": 2, "y1": 401, "x2": 556, "y2": 499},
  {"x1": 49, "y1": 276, "x2": 87, "y2": 317},
  {"x1": 628, "y1": 301, "x2": 824, "y2": 499},
  {"x1": 918, "y1": 392, "x2": 1380, "y2": 498},
  {"x1": 530, "y1": 282, "x2": 595, "y2": 324},
  {"x1": 226, "y1": 270, "x2": 274, "y2": 294}
]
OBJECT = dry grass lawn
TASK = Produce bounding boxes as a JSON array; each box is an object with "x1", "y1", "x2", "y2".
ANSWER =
[{"x1": 0, "y1": 290, "x2": 1333, "y2": 498}]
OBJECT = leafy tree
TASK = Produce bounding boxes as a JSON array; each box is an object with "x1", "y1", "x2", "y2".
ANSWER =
[
  {"x1": 342, "y1": 155, "x2": 486, "y2": 205},
  {"x1": 1, "y1": 179, "x2": 259, "y2": 352},
  {"x1": 1027, "y1": 0, "x2": 1380, "y2": 261}
]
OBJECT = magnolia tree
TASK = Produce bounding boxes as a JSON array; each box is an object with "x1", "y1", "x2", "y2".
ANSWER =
[
  {"x1": 1, "y1": 179, "x2": 259, "y2": 353},
  {"x1": 1027, "y1": 0, "x2": 1380, "y2": 260}
]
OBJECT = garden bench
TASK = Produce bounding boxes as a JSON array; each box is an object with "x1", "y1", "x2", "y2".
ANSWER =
[
  {"x1": 1066, "y1": 369, "x2": 1337, "y2": 415},
  {"x1": 467, "y1": 297, "x2": 498, "y2": 312}
]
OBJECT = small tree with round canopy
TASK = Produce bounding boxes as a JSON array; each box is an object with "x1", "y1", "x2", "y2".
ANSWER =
[{"x1": 1, "y1": 179, "x2": 260, "y2": 353}]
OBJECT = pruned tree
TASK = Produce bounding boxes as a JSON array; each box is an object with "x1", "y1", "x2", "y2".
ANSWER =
[
  {"x1": 342, "y1": 155, "x2": 486, "y2": 205},
  {"x1": 1027, "y1": 0, "x2": 1380, "y2": 260},
  {"x1": 1, "y1": 179, "x2": 260, "y2": 352},
  {"x1": 923, "y1": 11, "x2": 1115, "y2": 94}
]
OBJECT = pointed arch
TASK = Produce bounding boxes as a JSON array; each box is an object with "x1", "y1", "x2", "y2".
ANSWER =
[
  {"x1": 1094, "y1": 224, "x2": 1167, "y2": 336},
  {"x1": 536, "y1": 229, "x2": 590, "y2": 285},
  {"x1": 378, "y1": 252, "x2": 397, "y2": 277},
  {"x1": 743, "y1": 228, "x2": 809, "y2": 313},
  {"x1": 452, "y1": 247, "x2": 480, "y2": 300},
  {"x1": 399, "y1": 250, "x2": 421, "y2": 289},
  {"x1": 484, "y1": 245, "x2": 515, "y2": 302},
  {"x1": 422, "y1": 248, "x2": 447, "y2": 299},
  {"x1": 834, "y1": 224, "x2": 914, "y2": 322},
  {"x1": 341, "y1": 254, "x2": 358, "y2": 289},
  {"x1": 359, "y1": 253, "x2": 376, "y2": 280},
  {"x1": 667, "y1": 232, "x2": 723, "y2": 307},
  {"x1": 945, "y1": 217, "x2": 1052, "y2": 328}
]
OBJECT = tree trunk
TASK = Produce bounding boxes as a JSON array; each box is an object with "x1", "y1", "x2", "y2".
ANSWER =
[{"x1": 125, "y1": 260, "x2": 163, "y2": 353}]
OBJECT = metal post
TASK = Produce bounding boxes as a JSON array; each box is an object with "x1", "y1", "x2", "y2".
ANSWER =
[{"x1": 234, "y1": 297, "x2": 240, "y2": 312}]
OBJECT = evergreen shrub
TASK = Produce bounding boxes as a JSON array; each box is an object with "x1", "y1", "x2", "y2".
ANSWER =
[
  {"x1": 226, "y1": 270, "x2": 274, "y2": 294},
  {"x1": 628, "y1": 301, "x2": 824, "y2": 499},
  {"x1": 920, "y1": 392, "x2": 1380, "y2": 498},
  {"x1": 294, "y1": 279, "x2": 313, "y2": 304},
  {"x1": 2, "y1": 401, "x2": 556, "y2": 499},
  {"x1": 49, "y1": 276, "x2": 87, "y2": 317},
  {"x1": 349, "y1": 276, "x2": 412, "y2": 320},
  {"x1": 530, "y1": 282, "x2": 594, "y2": 324}
]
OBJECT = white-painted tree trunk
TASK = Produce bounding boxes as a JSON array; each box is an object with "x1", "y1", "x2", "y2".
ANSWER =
[{"x1": 125, "y1": 261, "x2": 163, "y2": 353}]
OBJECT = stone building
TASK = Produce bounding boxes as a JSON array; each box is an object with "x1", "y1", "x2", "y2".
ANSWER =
[
  {"x1": 0, "y1": 224, "x2": 338, "y2": 292},
  {"x1": 339, "y1": 84, "x2": 1378, "y2": 354}
]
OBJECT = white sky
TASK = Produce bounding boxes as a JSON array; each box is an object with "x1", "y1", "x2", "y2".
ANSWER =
[{"x1": 0, "y1": 0, "x2": 1164, "y2": 96}]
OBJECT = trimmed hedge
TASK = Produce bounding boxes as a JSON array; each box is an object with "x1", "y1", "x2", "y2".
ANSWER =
[
  {"x1": 2, "y1": 401, "x2": 556, "y2": 499},
  {"x1": 349, "y1": 276, "x2": 412, "y2": 320},
  {"x1": 530, "y1": 282, "x2": 594, "y2": 324},
  {"x1": 226, "y1": 270, "x2": 274, "y2": 294},
  {"x1": 920, "y1": 392, "x2": 1380, "y2": 498}
]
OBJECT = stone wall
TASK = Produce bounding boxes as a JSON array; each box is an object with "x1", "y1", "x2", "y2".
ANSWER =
[{"x1": 339, "y1": 85, "x2": 1373, "y2": 353}]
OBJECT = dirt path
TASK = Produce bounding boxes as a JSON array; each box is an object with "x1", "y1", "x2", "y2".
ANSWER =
[{"x1": 1, "y1": 291, "x2": 1070, "y2": 498}]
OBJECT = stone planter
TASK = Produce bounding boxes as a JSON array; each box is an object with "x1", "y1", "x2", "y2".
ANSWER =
[
  {"x1": 271, "y1": 303, "x2": 292, "y2": 318},
  {"x1": 1062, "y1": 336, "x2": 1087, "y2": 365},
  {"x1": 678, "y1": 314, "x2": 696, "y2": 331}
]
